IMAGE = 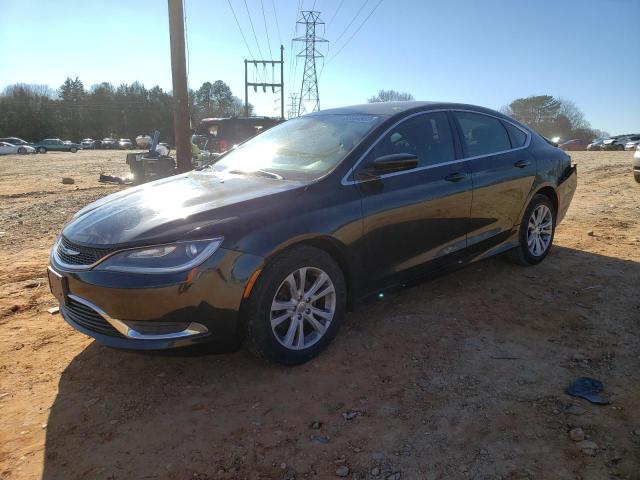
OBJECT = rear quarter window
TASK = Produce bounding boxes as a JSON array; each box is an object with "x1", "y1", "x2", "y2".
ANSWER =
[{"x1": 502, "y1": 121, "x2": 528, "y2": 148}]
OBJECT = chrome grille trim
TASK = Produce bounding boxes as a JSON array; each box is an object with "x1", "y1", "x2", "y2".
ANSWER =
[{"x1": 53, "y1": 237, "x2": 117, "y2": 270}]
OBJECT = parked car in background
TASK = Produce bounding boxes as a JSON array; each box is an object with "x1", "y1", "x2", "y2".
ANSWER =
[
  {"x1": 559, "y1": 139, "x2": 588, "y2": 151},
  {"x1": 634, "y1": 145, "x2": 640, "y2": 183},
  {"x1": 48, "y1": 101, "x2": 577, "y2": 364},
  {"x1": 118, "y1": 138, "x2": 134, "y2": 149},
  {"x1": 81, "y1": 138, "x2": 95, "y2": 149},
  {"x1": 0, "y1": 136, "x2": 32, "y2": 148},
  {"x1": 193, "y1": 116, "x2": 282, "y2": 156},
  {"x1": 0, "y1": 141, "x2": 36, "y2": 155},
  {"x1": 602, "y1": 135, "x2": 635, "y2": 151},
  {"x1": 624, "y1": 136, "x2": 640, "y2": 150},
  {"x1": 32, "y1": 138, "x2": 82, "y2": 153},
  {"x1": 587, "y1": 138, "x2": 605, "y2": 151},
  {"x1": 99, "y1": 138, "x2": 116, "y2": 149}
]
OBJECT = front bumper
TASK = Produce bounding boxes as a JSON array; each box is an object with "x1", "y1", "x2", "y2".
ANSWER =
[{"x1": 49, "y1": 247, "x2": 264, "y2": 349}]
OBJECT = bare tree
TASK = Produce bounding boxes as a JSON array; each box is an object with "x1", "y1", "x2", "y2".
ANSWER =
[
  {"x1": 501, "y1": 95, "x2": 603, "y2": 142},
  {"x1": 367, "y1": 89, "x2": 414, "y2": 103}
]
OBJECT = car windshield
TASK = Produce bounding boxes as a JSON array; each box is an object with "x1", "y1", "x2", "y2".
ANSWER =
[{"x1": 211, "y1": 114, "x2": 384, "y2": 181}]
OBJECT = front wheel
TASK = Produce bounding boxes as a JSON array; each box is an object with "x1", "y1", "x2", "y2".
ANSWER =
[
  {"x1": 245, "y1": 245, "x2": 346, "y2": 365},
  {"x1": 69, "y1": 147, "x2": 77, "y2": 153},
  {"x1": 634, "y1": 172, "x2": 640, "y2": 184},
  {"x1": 17, "y1": 147, "x2": 26, "y2": 154},
  {"x1": 507, "y1": 194, "x2": 556, "y2": 266},
  {"x1": 37, "y1": 147, "x2": 47, "y2": 154}
]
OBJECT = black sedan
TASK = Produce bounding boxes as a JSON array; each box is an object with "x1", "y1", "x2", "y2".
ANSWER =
[{"x1": 48, "y1": 102, "x2": 577, "y2": 364}]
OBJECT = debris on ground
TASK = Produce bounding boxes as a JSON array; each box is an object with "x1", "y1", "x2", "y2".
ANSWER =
[
  {"x1": 335, "y1": 465, "x2": 349, "y2": 477},
  {"x1": 569, "y1": 427, "x2": 585, "y2": 441},
  {"x1": 576, "y1": 440, "x2": 599, "y2": 456},
  {"x1": 47, "y1": 307, "x2": 59, "y2": 315},
  {"x1": 99, "y1": 173, "x2": 132, "y2": 185},
  {"x1": 566, "y1": 377, "x2": 611, "y2": 405},
  {"x1": 61, "y1": 177, "x2": 75, "y2": 184}
]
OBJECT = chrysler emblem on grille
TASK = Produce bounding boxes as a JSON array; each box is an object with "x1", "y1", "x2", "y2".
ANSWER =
[{"x1": 60, "y1": 244, "x2": 80, "y2": 256}]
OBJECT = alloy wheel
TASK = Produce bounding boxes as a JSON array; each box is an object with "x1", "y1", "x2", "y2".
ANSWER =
[
  {"x1": 527, "y1": 204, "x2": 553, "y2": 257},
  {"x1": 270, "y1": 267, "x2": 336, "y2": 350}
]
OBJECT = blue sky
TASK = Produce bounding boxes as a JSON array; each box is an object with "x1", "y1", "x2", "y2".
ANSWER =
[{"x1": 1, "y1": 0, "x2": 638, "y2": 133}]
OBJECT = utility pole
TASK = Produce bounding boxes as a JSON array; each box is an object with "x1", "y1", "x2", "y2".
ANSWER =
[
  {"x1": 244, "y1": 45, "x2": 285, "y2": 120},
  {"x1": 167, "y1": 0, "x2": 192, "y2": 173},
  {"x1": 287, "y1": 93, "x2": 300, "y2": 119},
  {"x1": 294, "y1": 11, "x2": 327, "y2": 116}
]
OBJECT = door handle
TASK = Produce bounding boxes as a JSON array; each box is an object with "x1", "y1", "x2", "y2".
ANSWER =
[
  {"x1": 444, "y1": 172, "x2": 466, "y2": 182},
  {"x1": 514, "y1": 160, "x2": 531, "y2": 168}
]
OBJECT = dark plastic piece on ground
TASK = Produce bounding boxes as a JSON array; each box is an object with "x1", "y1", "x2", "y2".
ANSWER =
[
  {"x1": 99, "y1": 174, "x2": 131, "y2": 185},
  {"x1": 566, "y1": 377, "x2": 611, "y2": 405}
]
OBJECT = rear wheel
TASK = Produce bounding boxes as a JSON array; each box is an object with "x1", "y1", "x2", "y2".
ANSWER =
[
  {"x1": 17, "y1": 147, "x2": 26, "y2": 154},
  {"x1": 245, "y1": 245, "x2": 346, "y2": 365},
  {"x1": 37, "y1": 147, "x2": 47, "y2": 154},
  {"x1": 634, "y1": 172, "x2": 640, "y2": 183},
  {"x1": 70, "y1": 147, "x2": 77, "y2": 153},
  {"x1": 507, "y1": 194, "x2": 555, "y2": 266}
]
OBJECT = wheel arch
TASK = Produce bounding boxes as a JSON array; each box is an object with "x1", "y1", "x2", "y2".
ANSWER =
[
  {"x1": 534, "y1": 185, "x2": 558, "y2": 217},
  {"x1": 518, "y1": 183, "x2": 558, "y2": 226},
  {"x1": 247, "y1": 235, "x2": 358, "y2": 312}
]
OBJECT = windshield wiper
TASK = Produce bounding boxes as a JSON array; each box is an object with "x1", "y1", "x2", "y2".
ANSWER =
[{"x1": 229, "y1": 169, "x2": 283, "y2": 180}]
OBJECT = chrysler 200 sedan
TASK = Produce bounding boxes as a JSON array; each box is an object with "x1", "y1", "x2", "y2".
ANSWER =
[{"x1": 48, "y1": 102, "x2": 577, "y2": 365}]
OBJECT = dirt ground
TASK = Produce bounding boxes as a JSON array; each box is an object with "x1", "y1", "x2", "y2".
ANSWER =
[{"x1": 0, "y1": 150, "x2": 638, "y2": 480}]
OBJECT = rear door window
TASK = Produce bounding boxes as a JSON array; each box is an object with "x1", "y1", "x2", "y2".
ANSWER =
[{"x1": 454, "y1": 112, "x2": 511, "y2": 157}]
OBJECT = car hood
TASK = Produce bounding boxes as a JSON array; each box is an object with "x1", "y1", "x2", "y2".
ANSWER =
[{"x1": 62, "y1": 170, "x2": 306, "y2": 247}]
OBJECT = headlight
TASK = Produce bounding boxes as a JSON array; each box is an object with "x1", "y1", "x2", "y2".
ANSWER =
[{"x1": 94, "y1": 238, "x2": 223, "y2": 273}]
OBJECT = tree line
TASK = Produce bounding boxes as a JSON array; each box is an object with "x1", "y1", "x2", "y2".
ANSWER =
[
  {"x1": 0, "y1": 77, "x2": 252, "y2": 143},
  {"x1": 1, "y1": 79, "x2": 607, "y2": 145}
]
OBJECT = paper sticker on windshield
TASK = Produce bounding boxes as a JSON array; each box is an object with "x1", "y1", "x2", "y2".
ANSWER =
[{"x1": 344, "y1": 115, "x2": 379, "y2": 123}]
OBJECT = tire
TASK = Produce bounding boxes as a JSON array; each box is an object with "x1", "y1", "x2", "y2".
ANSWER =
[
  {"x1": 17, "y1": 147, "x2": 26, "y2": 154},
  {"x1": 507, "y1": 194, "x2": 556, "y2": 266},
  {"x1": 70, "y1": 147, "x2": 77, "y2": 153},
  {"x1": 634, "y1": 172, "x2": 640, "y2": 184},
  {"x1": 245, "y1": 245, "x2": 346, "y2": 365},
  {"x1": 37, "y1": 147, "x2": 47, "y2": 154},
  {"x1": 616, "y1": 145, "x2": 624, "y2": 151}
]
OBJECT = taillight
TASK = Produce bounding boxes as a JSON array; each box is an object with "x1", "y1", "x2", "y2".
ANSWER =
[{"x1": 218, "y1": 139, "x2": 229, "y2": 152}]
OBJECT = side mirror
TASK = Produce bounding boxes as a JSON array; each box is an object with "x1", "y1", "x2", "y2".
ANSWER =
[{"x1": 373, "y1": 153, "x2": 419, "y2": 172}]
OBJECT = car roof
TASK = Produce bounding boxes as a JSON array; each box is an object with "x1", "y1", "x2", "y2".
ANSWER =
[{"x1": 309, "y1": 101, "x2": 515, "y2": 121}]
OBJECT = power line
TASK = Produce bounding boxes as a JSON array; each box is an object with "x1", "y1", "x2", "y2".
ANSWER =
[
  {"x1": 288, "y1": 0, "x2": 303, "y2": 87},
  {"x1": 271, "y1": 0, "x2": 282, "y2": 45},
  {"x1": 332, "y1": 0, "x2": 369, "y2": 47},
  {"x1": 226, "y1": 0, "x2": 255, "y2": 60},
  {"x1": 243, "y1": 0, "x2": 265, "y2": 60},
  {"x1": 326, "y1": 0, "x2": 344, "y2": 27},
  {"x1": 326, "y1": 0, "x2": 383, "y2": 66},
  {"x1": 260, "y1": 0, "x2": 273, "y2": 58}
]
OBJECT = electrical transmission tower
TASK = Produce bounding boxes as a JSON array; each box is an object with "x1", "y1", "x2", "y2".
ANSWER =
[
  {"x1": 287, "y1": 93, "x2": 300, "y2": 119},
  {"x1": 293, "y1": 11, "x2": 327, "y2": 116}
]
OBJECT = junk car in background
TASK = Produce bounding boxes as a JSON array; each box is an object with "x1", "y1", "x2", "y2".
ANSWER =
[{"x1": 193, "y1": 116, "x2": 282, "y2": 159}]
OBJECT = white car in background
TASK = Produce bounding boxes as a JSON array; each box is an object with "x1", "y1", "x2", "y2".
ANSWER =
[
  {"x1": 0, "y1": 141, "x2": 36, "y2": 155},
  {"x1": 624, "y1": 136, "x2": 640, "y2": 150},
  {"x1": 634, "y1": 145, "x2": 640, "y2": 183}
]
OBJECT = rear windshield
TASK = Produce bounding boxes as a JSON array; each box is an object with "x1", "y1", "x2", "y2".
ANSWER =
[{"x1": 212, "y1": 114, "x2": 384, "y2": 181}]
